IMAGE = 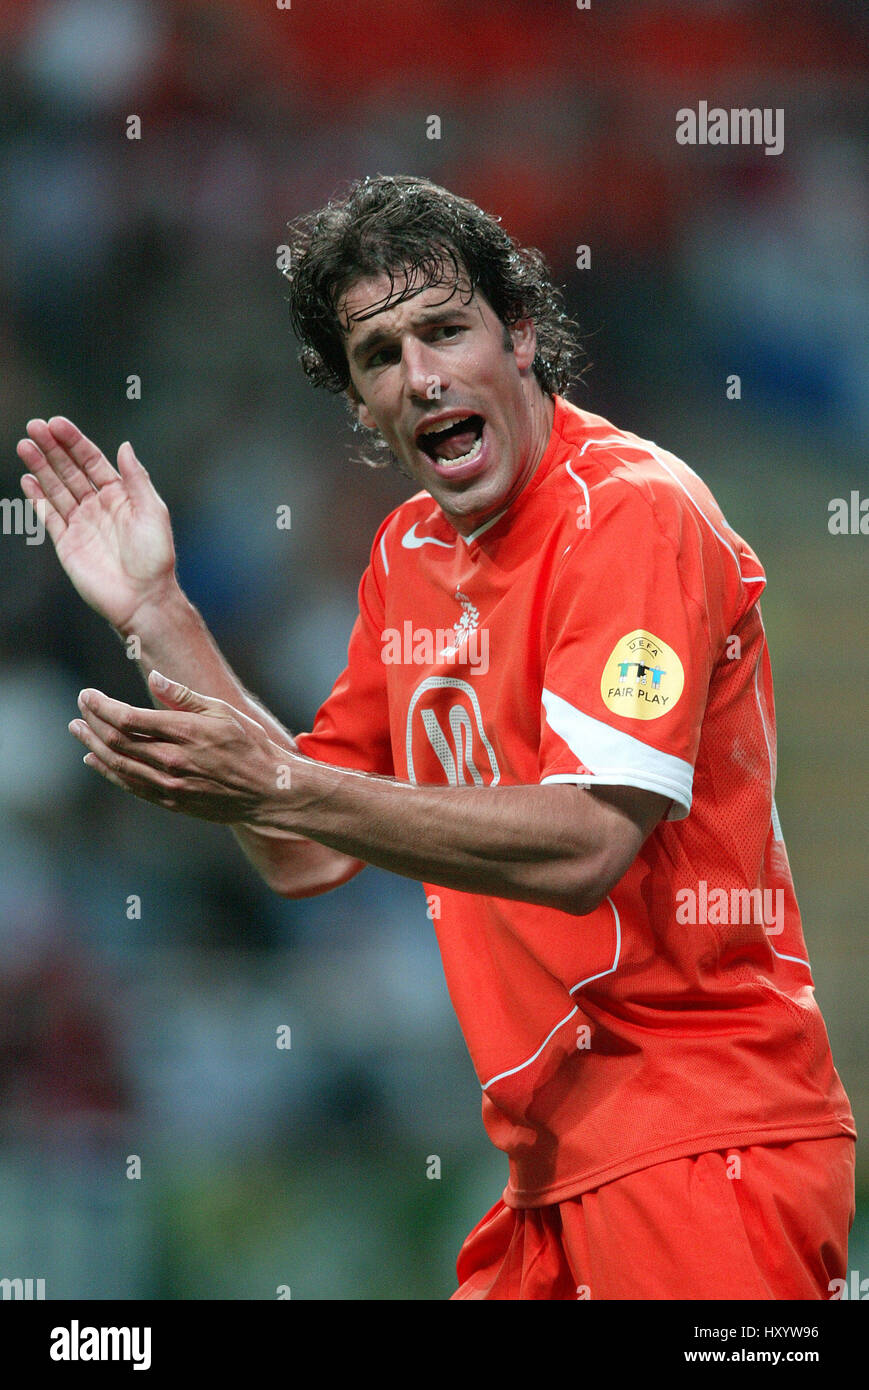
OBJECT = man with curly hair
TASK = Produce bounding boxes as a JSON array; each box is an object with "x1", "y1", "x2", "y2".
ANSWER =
[{"x1": 20, "y1": 175, "x2": 855, "y2": 1301}]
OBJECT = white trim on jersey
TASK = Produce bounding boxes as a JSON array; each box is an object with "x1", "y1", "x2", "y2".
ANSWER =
[
  {"x1": 462, "y1": 427, "x2": 599, "y2": 546},
  {"x1": 541, "y1": 688, "x2": 694, "y2": 819},
  {"x1": 643, "y1": 442, "x2": 765, "y2": 587},
  {"x1": 481, "y1": 895, "x2": 622, "y2": 1091},
  {"x1": 565, "y1": 456, "x2": 591, "y2": 520},
  {"x1": 769, "y1": 944, "x2": 811, "y2": 968},
  {"x1": 460, "y1": 506, "x2": 509, "y2": 545},
  {"x1": 752, "y1": 607, "x2": 786, "y2": 843},
  {"x1": 577, "y1": 430, "x2": 766, "y2": 589},
  {"x1": 771, "y1": 799, "x2": 784, "y2": 841}
]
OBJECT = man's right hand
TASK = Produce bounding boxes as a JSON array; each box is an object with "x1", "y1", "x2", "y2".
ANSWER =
[
  {"x1": 18, "y1": 417, "x2": 178, "y2": 634},
  {"x1": 18, "y1": 416, "x2": 365, "y2": 898}
]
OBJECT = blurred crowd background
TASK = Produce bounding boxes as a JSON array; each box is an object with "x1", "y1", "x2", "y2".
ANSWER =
[{"x1": 0, "y1": 0, "x2": 866, "y2": 1299}]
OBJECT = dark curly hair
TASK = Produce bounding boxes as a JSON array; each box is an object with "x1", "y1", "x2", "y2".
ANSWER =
[{"x1": 282, "y1": 175, "x2": 585, "y2": 446}]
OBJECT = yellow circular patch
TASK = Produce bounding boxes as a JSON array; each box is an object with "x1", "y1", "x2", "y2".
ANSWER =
[{"x1": 600, "y1": 630, "x2": 684, "y2": 720}]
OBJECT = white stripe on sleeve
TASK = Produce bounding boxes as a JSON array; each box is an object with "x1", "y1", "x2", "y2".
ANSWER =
[{"x1": 541, "y1": 687, "x2": 694, "y2": 819}]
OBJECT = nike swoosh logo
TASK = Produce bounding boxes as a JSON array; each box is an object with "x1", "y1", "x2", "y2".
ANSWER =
[{"x1": 401, "y1": 523, "x2": 454, "y2": 550}]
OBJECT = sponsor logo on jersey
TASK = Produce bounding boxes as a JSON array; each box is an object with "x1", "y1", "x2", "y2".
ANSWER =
[
  {"x1": 401, "y1": 523, "x2": 454, "y2": 550},
  {"x1": 406, "y1": 676, "x2": 501, "y2": 786},
  {"x1": 600, "y1": 630, "x2": 684, "y2": 719}
]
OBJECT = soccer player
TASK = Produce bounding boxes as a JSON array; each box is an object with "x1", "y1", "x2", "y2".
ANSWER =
[{"x1": 19, "y1": 175, "x2": 855, "y2": 1300}]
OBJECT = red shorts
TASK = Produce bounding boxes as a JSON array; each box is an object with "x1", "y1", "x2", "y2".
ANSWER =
[{"x1": 452, "y1": 1136, "x2": 856, "y2": 1300}]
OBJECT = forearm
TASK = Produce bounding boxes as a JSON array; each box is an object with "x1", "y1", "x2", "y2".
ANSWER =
[
  {"x1": 69, "y1": 666, "x2": 668, "y2": 906},
  {"x1": 118, "y1": 584, "x2": 291, "y2": 744},
  {"x1": 119, "y1": 584, "x2": 352, "y2": 890},
  {"x1": 260, "y1": 759, "x2": 623, "y2": 912}
]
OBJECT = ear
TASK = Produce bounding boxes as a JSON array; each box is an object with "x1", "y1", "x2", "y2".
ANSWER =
[
  {"x1": 509, "y1": 318, "x2": 537, "y2": 372},
  {"x1": 345, "y1": 383, "x2": 377, "y2": 432}
]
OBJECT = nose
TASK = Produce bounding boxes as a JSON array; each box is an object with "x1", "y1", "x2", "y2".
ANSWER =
[{"x1": 401, "y1": 336, "x2": 449, "y2": 402}]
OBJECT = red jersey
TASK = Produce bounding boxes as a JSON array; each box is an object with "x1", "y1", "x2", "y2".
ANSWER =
[{"x1": 295, "y1": 394, "x2": 855, "y2": 1206}]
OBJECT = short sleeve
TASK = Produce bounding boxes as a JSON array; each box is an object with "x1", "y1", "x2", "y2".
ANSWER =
[
  {"x1": 539, "y1": 478, "x2": 726, "y2": 820},
  {"x1": 294, "y1": 514, "x2": 395, "y2": 777}
]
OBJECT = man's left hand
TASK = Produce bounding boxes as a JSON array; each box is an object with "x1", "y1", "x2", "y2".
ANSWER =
[{"x1": 69, "y1": 669, "x2": 297, "y2": 824}]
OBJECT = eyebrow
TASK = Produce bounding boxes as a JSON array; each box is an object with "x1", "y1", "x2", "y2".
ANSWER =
[{"x1": 350, "y1": 307, "x2": 474, "y2": 364}]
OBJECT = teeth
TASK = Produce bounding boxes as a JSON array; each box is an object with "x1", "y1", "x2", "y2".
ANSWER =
[
  {"x1": 438, "y1": 432, "x2": 484, "y2": 467},
  {"x1": 422, "y1": 414, "x2": 474, "y2": 436}
]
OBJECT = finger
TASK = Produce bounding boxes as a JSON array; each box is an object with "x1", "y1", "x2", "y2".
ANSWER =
[
  {"x1": 19, "y1": 473, "x2": 67, "y2": 546},
  {"x1": 17, "y1": 430, "x2": 79, "y2": 520},
  {"x1": 25, "y1": 418, "x2": 98, "y2": 505},
  {"x1": 71, "y1": 715, "x2": 179, "y2": 790},
  {"x1": 73, "y1": 703, "x2": 185, "y2": 775},
  {"x1": 47, "y1": 416, "x2": 121, "y2": 490},
  {"x1": 81, "y1": 748, "x2": 180, "y2": 811},
  {"x1": 116, "y1": 440, "x2": 159, "y2": 507},
  {"x1": 77, "y1": 687, "x2": 191, "y2": 741},
  {"x1": 148, "y1": 670, "x2": 225, "y2": 717},
  {"x1": 81, "y1": 750, "x2": 140, "y2": 796}
]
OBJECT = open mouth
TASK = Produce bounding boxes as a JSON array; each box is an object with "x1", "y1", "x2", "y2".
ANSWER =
[{"x1": 417, "y1": 414, "x2": 485, "y2": 468}]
